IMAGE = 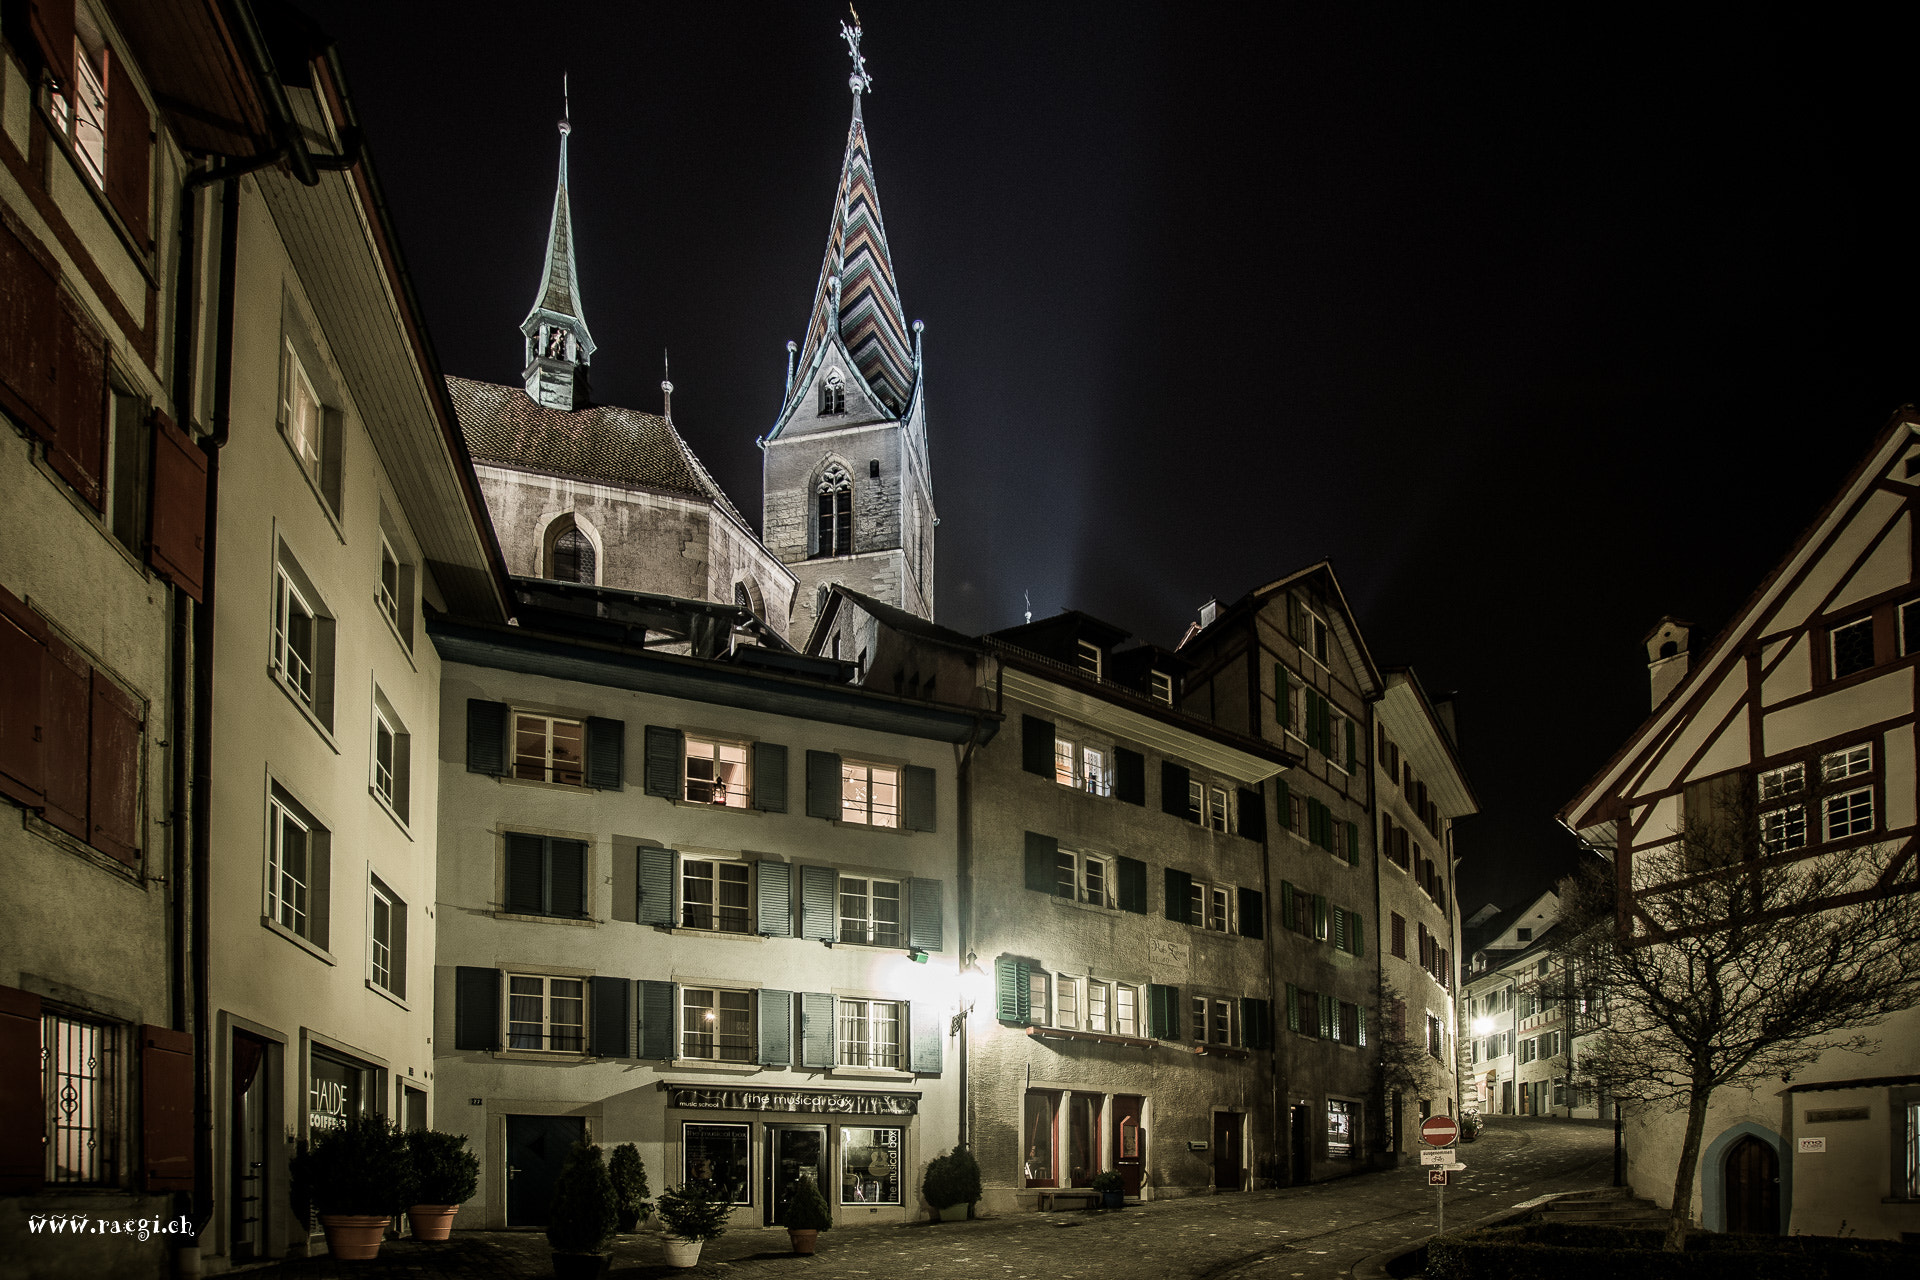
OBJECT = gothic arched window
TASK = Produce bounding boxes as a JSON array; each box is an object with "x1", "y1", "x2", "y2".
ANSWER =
[
  {"x1": 819, "y1": 369, "x2": 846, "y2": 416},
  {"x1": 548, "y1": 519, "x2": 597, "y2": 584},
  {"x1": 815, "y1": 463, "x2": 853, "y2": 558}
]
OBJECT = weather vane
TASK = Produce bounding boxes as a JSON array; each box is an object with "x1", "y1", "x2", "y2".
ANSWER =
[{"x1": 842, "y1": 7, "x2": 871, "y2": 96}]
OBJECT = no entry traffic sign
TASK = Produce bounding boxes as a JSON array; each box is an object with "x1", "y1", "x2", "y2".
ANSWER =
[{"x1": 1420, "y1": 1115, "x2": 1459, "y2": 1147}]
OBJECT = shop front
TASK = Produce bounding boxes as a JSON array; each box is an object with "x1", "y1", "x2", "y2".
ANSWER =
[{"x1": 1021, "y1": 1088, "x2": 1149, "y2": 1197}]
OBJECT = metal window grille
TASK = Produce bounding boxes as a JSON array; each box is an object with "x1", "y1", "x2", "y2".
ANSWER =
[
  {"x1": 44, "y1": 1013, "x2": 116, "y2": 1185},
  {"x1": 551, "y1": 526, "x2": 595, "y2": 583}
]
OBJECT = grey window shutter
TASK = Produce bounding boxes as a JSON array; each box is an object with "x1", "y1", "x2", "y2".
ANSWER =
[
  {"x1": 910, "y1": 1004, "x2": 943, "y2": 1073},
  {"x1": 585, "y1": 717, "x2": 625, "y2": 790},
  {"x1": 639, "y1": 979, "x2": 675, "y2": 1059},
  {"x1": 757, "y1": 860, "x2": 793, "y2": 937},
  {"x1": 1115, "y1": 856, "x2": 1147, "y2": 914},
  {"x1": 800, "y1": 865, "x2": 837, "y2": 941},
  {"x1": 1164, "y1": 867, "x2": 1193, "y2": 922},
  {"x1": 1114, "y1": 747, "x2": 1145, "y2": 805},
  {"x1": 643, "y1": 726, "x2": 683, "y2": 799},
  {"x1": 799, "y1": 992, "x2": 836, "y2": 1067},
  {"x1": 591, "y1": 976, "x2": 629, "y2": 1057},
  {"x1": 758, "y1": 990, "x2": 793, "y2": 1066},
  {"x1": 1237, "y1": 788, "x2": 1266, "y2": 843},
  {"x1": 466, "y1": 700, "x2": 508, "y2": 776},
  {"x1": 505, "y1": 833, "x2": 545, "y2": 914},
  {"x1": 637, "y1": 847, "x2": 677, "y2": 926},
  {"x1": 1160, "y1": 761, "x2": 1189, "y2": 817},
  {"x1": 1023, "y1": 831, "x2": 1058, "y2": 894},
  {"x1": 753, "y1": 742, "x2": 788, "y2": 812},
  {"x1": 907, "y1": 878, "x2": 943, "y2": 951},
  {"x1": 1021, "y1": 715, "x2": 1055, "y2": 777},
  {"x1": 454, "y1": 966, "x2": 501, "y2": 1050},
  {"x1": 994, "y1": 956, "x2": 1030, "y2": 1023},
  {"x1": 1237, "y1": 886, "x2": 1265, "y2": 940},
  {"x1": 550, "y1": 839, "x2": 587, "y2": 918},
  {"x1": 902, "y1": 765, "x2": 936, "y2": 831},
  {"x1": 1277, "y1": 777, "x2": 1292, "y2": 830},
  {"x1": 805, "y1": 751, "x2": 841, "y2": 819}
]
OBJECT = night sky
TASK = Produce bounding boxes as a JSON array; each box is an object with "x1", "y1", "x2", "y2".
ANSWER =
[{"x1": 299, "y1": 2, "x2": 1920, "y2": 910}]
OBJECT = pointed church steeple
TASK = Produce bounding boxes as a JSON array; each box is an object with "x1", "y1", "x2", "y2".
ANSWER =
[{"x1": 521, "y1": 84, "x2": 595, "y2": 411}]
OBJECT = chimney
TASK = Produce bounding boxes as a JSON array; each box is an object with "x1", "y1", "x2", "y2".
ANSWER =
[
  {"x1": 1198, "y1": 599, "x2": 1219, "y2": 628},
  {"x1": 1644, "y1": 617, "x2": 1692, "y2": 710}
]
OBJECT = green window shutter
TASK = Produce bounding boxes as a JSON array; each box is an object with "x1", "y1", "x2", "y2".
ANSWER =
[
  {"x1": 1021, "y1": 715, "x2": 1056, "y2": 777},
  {"x1": 910, "y1": 1004, "x2": 944, "y2": 1073},
  {"x1": 1347, "y1": 821, "x2": 1360, "y2": 865},
  {"x1": 1237, "y1": 787, "x2": 1266, "y2": 843},
  {"x1": 585, "y1": 717, "x2": 625, "y2": 790},
  {"x1": 752, "y1": 741, "x2": 788, "y2": 812},
  {"x1": 466, "y1": 700, "x2": 509, "y2": 776},
  {"x1": 1333, "y1": 907, "x2": 1346, "y2": 952},
  {"x1": 1357, "y1": 1005, "x2": 1368, "y2": 1047},
  {"x1": 1148, "y1": 984, "x2": 1181, "y2": 1039},
  {"x1": 995, "y1": 957, "x2": 1031, "y2": 1023},
  {"x1": 1024, "y1": 831, "x2": 1059, "y2": 894},
  {"x1": 1114, "y1": 747, "x2": 1145, "y2": 805},
  {"x1": 643, "y1": 726, "x2": 683, "y2": 798},
  {"x1": 1280, "y1": 881, "x2": 1295, "y2": 932},
  {"x1": 590, "y1": 976, "x2": 630, "y2": 1058},
  {"x1": 637, "y1": 847, "x2": 677, "y2": 926},
  {"x1": 902, "y1": 765, "x2": 937, "y2": 831},
  {"x1": 908, "y1": 878, "x2": 943, "y2": 951},
  {"x1": 454, "y1": 966, "x2": 501, "y2": 1050},
  {"x1": 759, "y1": 989, "x2": 792, "y2": 1066},
  {"x1": 799, "y1": 992, "x2": 836, "y2": 1067},
  {"x1": 1276, "y1": 664, "x2": 1291, "y2": 731},
  {"x1": 1164, "y1": 867, "x2": 1193, "y2": 922},
  {"x1": 639, "y1": 979, "x2": 675, "y2": 1059},
  {"x1": 1346, "y1": 716, "x2": 1358, "y2": 772},
  {"x1": 1160, "y1": 761, "x2": 1190, "y2": 818},
  {"x1": 756, "y1": 860, "x2": 793, "y2": 937},
  {"x1": 1277, "y1": 777, "x2": 1292, "y2": 830},
  {"x1": 1115, "y1": 856, "x2": 1147, "y2": 914},
  {"x1": 1319, "y1": 994, "x2": 1334, "y2": 1040},
  {"x1": 1313, "y1": 894, "x2": 1328, "y2": 941},
  {"x1": 1236, "y1": 886, "x2": 1264, "y2": 940},
  {"x1": 1351, "y1": 911, "x2": 1364, "y2": 958},
  {"x1": 1285, "y1": 984, "x2": 1300, "y2": 1034},
  {"x1": 800, "y1": 865, "x2": 837, "y2": 941},
  {"x1": 805, "y1": 750, "x2": 841, "y2": 819}
]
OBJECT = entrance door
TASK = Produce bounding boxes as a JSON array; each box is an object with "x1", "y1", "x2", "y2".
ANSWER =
[
  {"x1": 1289, "y1": 1103, "x2": 1311, "y2": 1183},
  {"x1": 1501, "y1": 1081, "x2": 1514, "y2": 1114},
  {"x1": 1724, "y1": 1136, "x2": 1779, "y2": 1234},
  {"x1": 229, "y1": 1033, "x2": 269, "y2": 1262},
  {"x1": 765, "y1": 1125, "x2": 830, "y2": 1227},
  {"x1": 1111, "y1": 1095, "x2": 1144, "y2": 1196},
  {"x1": 1212, "y1": 1112, "x2": 1243, "y2": 1191},
  {"x1": 506, "y1": 1115, "x2": 585, "y2": 1227}
]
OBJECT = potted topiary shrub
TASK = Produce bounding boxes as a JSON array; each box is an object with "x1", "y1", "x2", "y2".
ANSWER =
[
  {"x1": 654, "y1": 1181, "x2": 733, "y2": 1268},
  {"x1": 922, "y1": 1146, "x2": 982, "y2": 1222},
  {"x1": 948, "y1": 1146, "x2": 982, "y2": 1219},
  {"x1": 779, "y1": 1175, "x2": 832, "y2": 1254},
  {"x1": 404, "y1": 1129, "x2": 479, "y2": 1241},
  {"x1": 546, "y1": 1141, "x2": 618, "y2": 1280},
  {"x1": 287, "y1": 1113, "x2": 410, "y2": 1261},
  {"x1": 608, "y1": 1143, "x2": 652, "y2": 1233},
  {"x1": 1091, "y1": 1170, "x2": 1125, "y2": 1209}
]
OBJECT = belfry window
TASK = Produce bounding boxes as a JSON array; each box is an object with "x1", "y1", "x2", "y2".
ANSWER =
[
  {"x1": 816, "y1": 464, "x2": 853, "y2": 558},
  {"x1": 548, "y1": 520, "x2": 596, "y2": 583},
  {"x1": 819, "y1": 369, "x2": 847, "y2": 415}
]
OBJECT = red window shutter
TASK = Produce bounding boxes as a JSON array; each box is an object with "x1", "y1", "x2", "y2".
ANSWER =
[
  {"x1": 27, "y1": 0, "x2": 74, "y2": 92},
  {"x1": 102, "y1": 51, "x2": 151, "y2": 247},
  {"x1": 146, "y1": 412, "x2": 207, "y2": 601},
  {"x1": 139, "y1": 1025, "x2": 194, "y2": 1191},
  {"x1": 0, "y1": 212, "x2": 60, "y2": 440},
  {"x1": 87, "y1": 674, "x2": 140, "y2": 865},
  {"x1": 48, "y1": 293, "x2": 107, "y2": 510},
  {"x1": 40, "y1": 632, "x2": 89, "y2": 840},
  {"x1": 0, "y1": 985, "x2": 44, "y2": 1192},
  {"x1": 0, "y1": 587, "x2": 48, "y2": 810}
]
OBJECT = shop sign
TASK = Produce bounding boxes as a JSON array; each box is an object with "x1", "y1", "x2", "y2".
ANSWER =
[
  {"x1": 308, "y1": 1053, "x2": 364, "y2": 1132},
  {"x1": 668, "y1": 1086, "x2": 918, "y2": 1115}
]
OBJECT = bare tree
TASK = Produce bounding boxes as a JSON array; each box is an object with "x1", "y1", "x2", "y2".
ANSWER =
[
  {"x1": 1374, "y1": 976, "x2": 1433, "y2": 1154},
  {"x1": 1556, "y1": 830, "x2": 1920, "y2": 1250}
]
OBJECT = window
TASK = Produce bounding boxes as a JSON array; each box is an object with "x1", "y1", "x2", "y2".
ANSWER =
[
  {"x1": 685, "y1": 1123, "x2": 751, "y2": 1203},
  {"x1": 1187, "y1": 778, "x2": 1204, "y2": 823},
  {"x1": 377, "y1": 537, "x2": 402, "y2": 630},
  {"x1": 1905, "y1": 1100, "x2": 1920, "y2": 1199},
  {"x1": 1758, "y1": 762, "x2": 1806, "y2": 802},
  {"x1": 1075, "y1": 640, "x2": 1103, "y2": 679},
  {"x1": 1287, "y1": 791, "x2": 1306, "y2": 833},
  {"x1": 1821, "y1": 743, "x2": 1872, "y2": 783},
  {"x1": 280, "y1": 342, "x2": 328, "y2": 495},
  {"x1": 1150, "y1": 670, "x2": 1173, "y2": 704},
  {"x1": 267, "y1": 785, "x2": 329, "y2": 948},
  {"x1": 819, "y1": 373, "x2": 846, "y2": 415},
  {"x1": 840, "y1": 760, "x2": 899, "y2": 827},
  {"x1": 369, "y1": 876, "x2": 406, "y2": 998},
  {"x1": 52, "y1": 36, "x2": 108, "y2": 186},
  {"x1": 502, "y1": 833, "x2": 588, "y2": 918},
  {"x1": 1207, "y1": 885, "x2": 1233, "y2": 932},
  {"x1": 1087, "y1": 980, "x2": 1111, "y2": 1033},
  {"x1": 1519, "y1": 1037, "x2": 1536, "y2": 1064},
  {"x1": 842, "y1": 1127, "x2": 903, "y2": 1204},
  {"x1": 1054, "y1": 737, "x2": 1111, "y2": 796},
  {"x1": 1031, "y1": 971, "x2": 1053, "y2": 1027},
  {"x1": 838, "y1": 877, "x2": 902, "y2": 946},
  {"x1": 1116, "y1": 983, "x2": 1138, "y2": 1037},
  {"x1": 43, "y1": 1011, "x2": 116, "y2": 1185},
  {"x1": 370, "y1": 689, "x2": 411, "y2": 822},
  {"x1": 1902, "y1": 599, "x2": 1920, "y2": 658},
  {"x1": 1210, "y1": 998, "x2": 1236, "y2": 1046},
  {"x1": 508, "y1": 975, "x2": 585, "y2": 1052},
  {"x1": 1326, "y1": 1099, "x2": 1355, "y2": 1159},
  {"x1": 837, "y1": 998, "x2": 902, "y2": 1069},
  {"x1": 551, "y1": 525, "x2": 595, "y2": 583},
  {"x1": 815, "y1": 463, "x2": 853, "y2": 557},
  {"x1": 1205, "y1": 786, "x2": 1229, "y2": 833},
  {"x1": 685, "y1": 737, "x2": 749, "y2": 807},
  {"x1": 1053, "y1": 849, "x2": 1113, "y2": 907},
  {"x1": 1391, "y1": 912, "x2": 1407, "y2": 958},
  {"x1": 1824, "y1": 787, "x2": 1875, "y2": 840},
  {"x1": 274, "y1": 570, "x2": 317, "y2": 709},
  {"x1": 1024, "y1": 1090, "x2": 1059, "y2": 1187},
  {"x1": 1515, "y1": 927, "x2": 1532, "y2": 942},
  {"x1": 682, "y1": 988, "x2": 753, "y2": 1061},
  {"x1": 1831, "y1": 617, "x2": 1875, "y2": 679},
  {"x1": 683, "y1": 859, "x2": 752, "y2": 933},
  {"x1": 1055, "y1": 976, "x2": 1078, "y2": 1029},
  {"x1": 1760, "y1": 805, "x2": 1807, "y2": 855},
  {"x1": 514, "y1": 713, "x2": 584, "y2": 785},
  {"x1": 106, "y1": 386, "x2": 149, "y2": 556}
]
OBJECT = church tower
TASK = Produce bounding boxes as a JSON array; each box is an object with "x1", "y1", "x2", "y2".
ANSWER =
[
  {"x1": 521, "y1": 101, "x2": 595, "y2": 411},
  {"x1": 762, "y1": 18, "x2": 935, "y2": 636}
]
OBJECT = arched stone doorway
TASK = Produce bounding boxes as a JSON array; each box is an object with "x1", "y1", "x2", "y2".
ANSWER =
[{"x1": 1723, "y1": 1134, "x2": 1779, "y2": 1234}]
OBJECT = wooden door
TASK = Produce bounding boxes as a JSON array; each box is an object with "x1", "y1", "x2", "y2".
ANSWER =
[
  {"x1": 1212, "y1": 1112, "x2": 1243, "y2": 1191},
  {"x1": 1289, "y1": 1103, "x2": 1311, "y2": 1183},
  {"x1": 1111, "y1": 1095, "x2": 1144, "y2": 1196},
  {"x1": 1724, "y1": 1136, "x2": 1779, "y2": 1234},
  {"x1": 506, "y1": 1115, "x2": 585, "y2": 1227}
]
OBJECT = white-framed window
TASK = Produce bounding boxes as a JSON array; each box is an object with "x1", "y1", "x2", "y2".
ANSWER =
[
  {"x1": 273, "y1": 570, "x2": 318, "y2": 709},
  {"x1": 1115, "y1": 983, "x2": 1139, "y2": 1036},
  {"x1": 682, "y1": 859, "x2": 752, "y2": 933},
  {"x1": 1326, "y1": 707, "x2": 1352, "y2": 772},
  {"x1": 1076, "y1": 640, "x2": 1103, "y2": 679},
  {"x1": 373, "y1": 711, "x2": 396, "y2": 804},
  {"x1": 1208, "y1": 885, "x2": 1232, "y2": 932},
  {"x1": 1758, "y1": 762, "x2": 1806, "y2": 802},
  {"x1": 1053, "y1": 736, "x2": 1111, "y2": 796},
  {"x1": 840, "y1": 760, "x2": 899, "y2": 827},
  {"x1": 370, "y1": 689, "x2": 411, "y2": 822},
  {"x1": 377, "y1": 536, "x2": 401, "y2": 630},
  {"x1": 58, "y1": 37, "x2": 108, "y2": 186},
  {"x1": 513, "y1": 712, "x2": 584, "y2": 786},
  {"x1": 281, "y1": 341, "x2": 324, "y2": 487},
  {"x1": 1824, "y1": 786, "x2": 1875, "y2": 840},
  {"x1": 1206, "y1": 786, "x2": 1229, "y2": 832},
  {"x1": 681, "y1": 987, "x2": 753, "y2": 1061},
  {"x1": 508, "y1": 974, "x2": 585, "y2": 1053},
  {"x1": 1150, "y1": 670, "x2": 1173, "y2": 705},
  {"x1": 1086, "y1": 980, "x2": 1110, "y2": 1033},
  {"x1": 1287, "y1": 791, "x2": 1306, "y2": 835},
  {"x1": 1830, "y1": 616, "x2": 1875, "y2": 679},
  {"x1": 838, "y1": 876, "x2": 902, "y2": 947},
  {"x1": 1030, "y1": 970, "x2": 1053, "y2": 1028},
  {"x1": 1052, "y1": 848, "x2": 1114, "y2": 907},
  {"x1": 1760, "y1": 805, "x2": 1807, "y2": 855},
  {"x1": 266, "y1": 784, "x2": 329, "y2": 947},
  {"x1": 1303, "y1": 604, "x2": 1331, "y2": 668},
  {"x1": 1192, "y1": 996, "x2": 1236, "y2": 1046},
  {"x1": 685, "y1": 737, "x2": 749, "y2": 807},
  {"x1": 369, "y1": 875, "x2": 406, "y2": 998},
  {"x1": 1055, "y1": 975, "x2": 1078, "y2": 1029},
  {"x1": 42, "y1": 1009, "x2": 117, "y2": 1185},
  {"x1": 1821, "y1": 743, "x2": 1872, "y2": 784},
  {"x1": 837, "y1": 998, "x2": 902, "y2": 1069}
]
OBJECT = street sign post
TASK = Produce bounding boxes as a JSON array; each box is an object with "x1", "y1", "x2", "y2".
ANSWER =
[
  {"x1": 1420, "y1": 1115, "x2": 1460, "y2": 1146},
  {"x1": 1419, "y1": 1115, "x2": 1460, "y2": 1234},
  {"x1": 1419, "y1": 1150, "x2": 1451, "y2": 1165},
  {"x1": 1428, "y1": 1170, "x2": 1448, "y2": 1186}
]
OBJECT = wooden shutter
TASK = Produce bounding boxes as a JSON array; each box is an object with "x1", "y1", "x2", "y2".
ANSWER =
[
  {"x1": 758, "y1": 990, "x2": 792, "y2": 1066},
  {"x1": 910, "y1": 1004, "x2": 944, "y2": 1073},
  {"x1": 504, "y1": 833, "x2": 546, "y2": 914},
  {"x1": 28, "y1": 0, "x2": 75, "y2": 94},
  {"x1": 756, "y1": 860, "x2": 792, "y2": 937},
  {"x1": 1160, "y1": 761, "x2": 1190, "y2": 818},
  {"x1": 752, "y1": 741, "x2": 788, "y2": 812},
  {"x1": 1346, "y1": 716, "x2": 1357, "y2": 772},
  {"x1": 1333, "y1": 906, "x2": 1346, "y2": 951},
  {"x1": 908, "y1": 878, "x2": 943, "y2": 951},
  {"x1": 86, "y1": 673, "x2": 140, "y2": 864},
  {"x1": 584, "y1": 717, "x2": 624, "y2": 790},
  {"x1": 643, "y1": 726, "x2": 683, "y2": 798},
  {"x1": 145, "y1": 413, "x2": 207, "y2": 600},
  {"x1": 798, "y1": 992, "x2": 836, "y2": 1067},
  {"x1": 1275, "y1": 664, "x2": 1290, "y2": 731},
  {"x1": 800, "y1": 865, "x2": 837, "y2": 941},
  {"x1": 902, "y1": 764, "x2": 936, "y2": 831},
  {"x1": 0, "y1": 212, "x2": 60, "y2": 440},
  {"x1": 804, "y1": 750, "x2": 840, "y2": 818},
  {"x1": 1115, "y1": 856, "x2": 1147, "y2": 914},
  {"x1": 1148, "y1": 983, "x2": 1180, "y2": 1039},
  {"x1": 1286, "y1": 985, "x2": 1302, "y2": 1034},
  {"x1": 1275, "y1": 777, "x2": 1291, "y2": 830},
  {"x1": 1280, "y1": 881, "x2": 1295, "y2": 933},
  {"x1": 1237, "y1": 787, "x2": 1266, "y2": 843},
  {"x1": 0, "y1": 985, "x2": 42, "y2": 1192},
  {"x1": 40, "y1": 632, "x2": 89, "y2": 840},
  {"x1": 1240, "y1": 998, "x2": 1269, "y2": 1051},
  {"x1": 1237, "y1": 886, "x2": 1264, "y2": 940},
  {"x1": 1020, "y1": 715, "x2": 1055, "y2": 776},
  {"x1": 465, "y1": 700, "x2": 508, "y2": 776},
  {"x1": 453, "y1": 966, "x2": 501, "y2": 1051},
  {"x1": 47, "y1": 292, "x2": 106, "y2": 509},
  {"x1": 590, "y1": 977, "x2": 629, "y2": 1057},
  {"x1": 636, "y1": 847, "x2": 676, "y2": 926},
  {"x1": 1163, "y1": 867, "x2": 1192, "y2": 922},
  {"x1": 1319, "y1": 994, "x2": 1334, "y2": 1040},
  {"x1": 1023, "y1": 831, "x2": 1058, "y2": 894},
  {"x1": 1114, "y1": 747, "x2": 1145, "y2": 805},
  {"x1": 638, "y1": 980, "x2": 675, "y2": 1060},
  {"x1": 551, "y1": 837, "x2": 586, "y2": 916},
  {"x1": 1313, "y1": 894, "x2": 1328, "y2": 941},
  {"x1": 140, "y1": 1025, "x2": 193, "y2": 1191},
  {"x1": 103, "y1": 51, "x2": 151, "y2": 245},
  {"x1": 994, "y1": 956, "x2": 1029, "y2": 1023},
  {"x1": 1350, "y1": 914, "x2": 1362, "y2": 958},
  {"x1": 1346, "y1": 820, "x2": 1359, "y2": 866}
]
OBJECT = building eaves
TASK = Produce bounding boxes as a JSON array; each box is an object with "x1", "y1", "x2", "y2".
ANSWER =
[
  {"x1": 1381, "y1": 665, "x2": 1482, "y2": 817},
  {"x1": 1182, "y1": 560, "x2": 1384, "y2": 697}
]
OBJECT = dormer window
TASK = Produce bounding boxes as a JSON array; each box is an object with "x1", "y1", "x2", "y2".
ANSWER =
[
  {"x1": 1075, "y1": 640, "x2": 1102, "y2": 680},
  {"x1": 820, "y1": 369, "x2": 846, "y2": 415},
  {"x1": 1149, "y1": 670, "x2": 1173, "y2": 705}
]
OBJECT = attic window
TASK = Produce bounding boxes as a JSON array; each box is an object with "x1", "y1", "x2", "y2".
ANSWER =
[
  {"x1": 1515, "y1": 927, "x2": 1532, "y2": 942},
  {"x1": 1076, "y1": 640, "x2": 1102, "y2": 680},
  {"x1": 1150, "y1": 670, "x2": 1173, "y2": 705}
]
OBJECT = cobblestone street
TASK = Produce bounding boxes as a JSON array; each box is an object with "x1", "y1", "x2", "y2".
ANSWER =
[{"x1": 238, "y1": 1118, "x2": 1613, "y2": 1280}]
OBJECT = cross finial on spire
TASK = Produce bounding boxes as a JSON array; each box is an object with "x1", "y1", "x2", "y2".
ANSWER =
[
  {"x1": 841, "y1": 8, "x2": 871, "y2": 100},
  {"x1": 560, "y1": 72, "x2": 571, "y2": 136}
]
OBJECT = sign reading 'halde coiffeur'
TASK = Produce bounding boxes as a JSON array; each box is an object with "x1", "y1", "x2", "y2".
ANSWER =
[{"x1": 668, "y1": 1086, "x2": 919, "y2": 1115}]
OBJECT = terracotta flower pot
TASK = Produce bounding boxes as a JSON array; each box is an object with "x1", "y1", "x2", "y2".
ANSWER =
[
  {"x1": 551, "y1": 1251, "x2": 610, "y2": 1280},
  {"x1": 661, "y1": 1235, "x2": 704, "y2": 1268},
  {"x1": 407, "y1": 1204, "x2": 459, "y2": 1240},
  {"x1": 789, "y1": 1227, "x2": 819, "y2": 1255},
  {"x1": 318, "y1": 1213, "x2": 389, "y2": 1260}
]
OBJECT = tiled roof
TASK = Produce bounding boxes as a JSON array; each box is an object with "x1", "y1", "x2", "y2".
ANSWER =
[{"x1": 447, "y1": 376, "x2": 748, "y2": 527}]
